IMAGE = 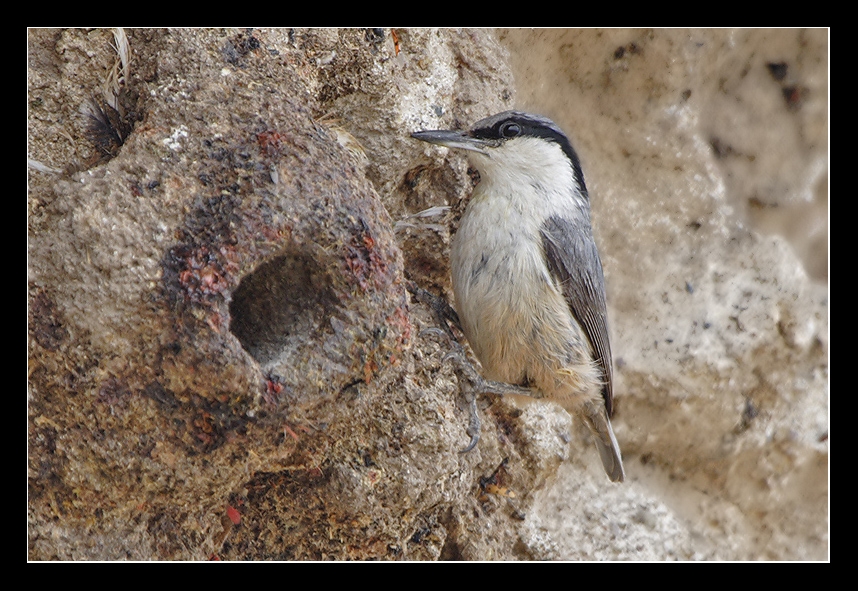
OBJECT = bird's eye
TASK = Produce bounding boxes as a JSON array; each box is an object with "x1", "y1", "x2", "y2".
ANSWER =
[{"x1": 500, "y1": 122, "x2": 521, "y2": 138}]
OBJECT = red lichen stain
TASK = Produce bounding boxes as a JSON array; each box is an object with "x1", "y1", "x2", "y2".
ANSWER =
[
  {"x1": 227, "y1": 505, "x2": 241, "y2": 525},
  {"x1": 264, "y1": 376, "x2": 284, "y2": 405},
  {"x1": 256, "y1": 130, "x2": 285, "y2": 156},
  {"x1": 345, "y1": 223, "x2": 390, "y2": 292},
  {"x1": 177, "y1": 247, "x2": 233, "y2": 299},
  {"x1": 363, "y1": 357, "x2": 379, "y2": 385}
]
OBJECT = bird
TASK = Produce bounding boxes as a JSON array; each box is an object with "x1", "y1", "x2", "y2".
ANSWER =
[{"x1": 411, "y1": 110, "x2": 625, "y2": 482}]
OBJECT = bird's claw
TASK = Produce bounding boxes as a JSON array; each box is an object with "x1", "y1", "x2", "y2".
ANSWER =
[
  {"x1": 412, "y1": 289, "x2": 494, "y2": 454},
  {"x1": 418, "y1": 327, "x2": 449, "y2": 341},
  {"x1": 443, "y1": 345, "x2": 486, "y2": 453},
  {"x1": 417, "y1": 324, "x2": 484, "y2": 453},
  {"x1": 459, "y1": 396, "x2": 481, "y2": 453}
]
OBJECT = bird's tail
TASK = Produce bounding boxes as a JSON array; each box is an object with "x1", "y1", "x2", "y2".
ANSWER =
[{"x1": 582, "y1": 403, "x2": 625, "y2": 483}]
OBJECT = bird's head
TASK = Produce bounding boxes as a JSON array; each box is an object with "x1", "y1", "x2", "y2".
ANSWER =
[{"x1": 412, "y1": 110, "x2": 588, "y2": 198}]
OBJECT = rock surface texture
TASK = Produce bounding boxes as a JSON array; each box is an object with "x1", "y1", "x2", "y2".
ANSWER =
[{"x1": 28, "y1": 28, "x2": 827, "y2": 560}]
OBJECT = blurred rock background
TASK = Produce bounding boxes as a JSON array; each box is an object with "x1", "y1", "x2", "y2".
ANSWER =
[{"x1": 28, "y1": 28, "x2": 827, "y2": 560}]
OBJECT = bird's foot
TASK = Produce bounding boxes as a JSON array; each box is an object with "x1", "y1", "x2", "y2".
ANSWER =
[
  {"x1": 421, "y1": 331, "x2": 531, "y2": 453},
  {"x1": 417, "y1": 332, "x2": 482, "y2": 452},
  {"x1": 411, "y1": 285, "x2": 532, "y2": 453}
]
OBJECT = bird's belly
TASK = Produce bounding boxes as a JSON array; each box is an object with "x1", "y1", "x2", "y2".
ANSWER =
[
  {"x1": 452, "y1": 225, "x2": 562, "y2": 381},
  {"x1": 450, "y1": 206, "x2": 599, "y2": 403}
]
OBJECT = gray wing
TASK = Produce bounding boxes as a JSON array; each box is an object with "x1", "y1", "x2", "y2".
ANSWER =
[{"x1": 540, "y1": 215, "x2": 614, "y2": 416}]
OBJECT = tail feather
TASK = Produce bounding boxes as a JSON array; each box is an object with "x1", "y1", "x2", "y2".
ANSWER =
[{"x1": 583, "y1": 404, "x2": 625, "y2": 483}]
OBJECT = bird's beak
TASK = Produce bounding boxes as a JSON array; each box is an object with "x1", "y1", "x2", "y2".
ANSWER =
[{"x1": 411, "y1": 130, "x2": 491, "y2": 155}]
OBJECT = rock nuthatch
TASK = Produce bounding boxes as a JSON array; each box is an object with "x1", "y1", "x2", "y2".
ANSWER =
[{"x1": 412, "y1": 111, "x2": 625, "y2": 482}]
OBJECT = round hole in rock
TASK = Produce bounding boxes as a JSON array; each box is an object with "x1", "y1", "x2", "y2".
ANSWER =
[{"x1": 229, "y1": 251, "x2": 337, "y2": 366}]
